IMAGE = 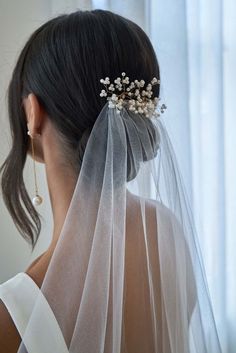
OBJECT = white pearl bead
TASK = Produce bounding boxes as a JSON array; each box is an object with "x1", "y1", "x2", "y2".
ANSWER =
[{"x1": 32, "y1": 195, "x2": 43, "y2": 206}]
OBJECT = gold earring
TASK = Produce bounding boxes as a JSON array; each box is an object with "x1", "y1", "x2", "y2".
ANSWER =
[{"x1": 27, "y1": 131, "x2": 43, "y2": 206}]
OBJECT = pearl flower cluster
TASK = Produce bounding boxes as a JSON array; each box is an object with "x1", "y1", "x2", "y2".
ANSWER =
[{"x1": 100, "y1": 72, "x2": 167, "y2": 118}]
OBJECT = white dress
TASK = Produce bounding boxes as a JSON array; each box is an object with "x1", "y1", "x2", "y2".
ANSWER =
[{"x1": 0, "y1": 273, "x2": 69, "y2": 353}]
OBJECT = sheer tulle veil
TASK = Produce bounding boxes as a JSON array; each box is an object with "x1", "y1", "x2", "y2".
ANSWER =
[{"x1": 17, "y1": 99, "x2": 222, "y2": 352}]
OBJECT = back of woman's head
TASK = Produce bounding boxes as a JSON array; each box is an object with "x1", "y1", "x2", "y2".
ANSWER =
[{"x1": 0, "y1": 9, "x2": 160, "y2": 247}]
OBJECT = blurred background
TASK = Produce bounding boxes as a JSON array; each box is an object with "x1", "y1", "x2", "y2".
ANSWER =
[{"x1": 0, "y1": 0, "x2": 235, "y2": 352}]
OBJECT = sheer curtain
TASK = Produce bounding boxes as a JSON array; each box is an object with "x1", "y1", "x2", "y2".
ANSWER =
[
  {"x1": 186, "y1": 1, "x2": 236, "y2": 351},
  {"x1": 149, "y1": 0, "x2": 236, "y2": 352}
]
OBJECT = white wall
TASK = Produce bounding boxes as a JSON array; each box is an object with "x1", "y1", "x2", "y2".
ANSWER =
[
  {"x1": 0, "y1": 0, "x2": 59, "y2": 283},
  {"x1": 0, "y1": 1, "x2": 100, "y2": 283}
]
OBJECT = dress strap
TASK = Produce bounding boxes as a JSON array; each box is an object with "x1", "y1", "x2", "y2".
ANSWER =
[{"x1": 0, "y1": 273, "x2": 69, "y2": 353}]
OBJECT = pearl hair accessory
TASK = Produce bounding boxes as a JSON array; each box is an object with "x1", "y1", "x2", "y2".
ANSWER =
[
  {"x1": 27, "y1": 130, "x2": 43, "y2": 206},
  {"x1": 100, "y1": 72, "x2": 167, "y2": 118}
]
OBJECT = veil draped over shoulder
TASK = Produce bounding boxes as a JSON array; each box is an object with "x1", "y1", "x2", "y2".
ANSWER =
[{"x1": 18, "y1": 103, "x2": 222, "y2": 353}]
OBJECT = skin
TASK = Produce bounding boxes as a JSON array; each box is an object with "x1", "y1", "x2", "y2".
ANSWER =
[{"x1": 0, "y1": 93, "x2": 78, "y2": 352}]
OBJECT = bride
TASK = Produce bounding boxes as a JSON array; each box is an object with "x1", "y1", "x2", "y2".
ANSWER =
[{"x1": 0, "y1": 9, "x2": 222, "y2": 353}]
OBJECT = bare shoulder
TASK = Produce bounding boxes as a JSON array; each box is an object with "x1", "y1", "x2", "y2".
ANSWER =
[
  {"x1": 0, "y1": 300, "x2": 21, "y2": 353},
  {"x1": 25, "y1": 250, "x2": 52, "y2": 289},
  {"x1": 0, "y1": 252, "x2": 49, "y2": 353}
]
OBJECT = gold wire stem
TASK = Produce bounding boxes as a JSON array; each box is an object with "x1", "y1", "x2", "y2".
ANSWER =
[{"x1": 30, "y1": 136, "x2": 39, "y2": 196}]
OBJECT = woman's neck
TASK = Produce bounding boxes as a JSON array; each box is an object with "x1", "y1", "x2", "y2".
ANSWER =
[{"x1": 45, "y1": 159, "x2": 77, "y2": 251}]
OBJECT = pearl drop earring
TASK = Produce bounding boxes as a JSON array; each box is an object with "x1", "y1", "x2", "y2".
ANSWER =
[{"x1": 27, "y1": 131, "x2": 43, "y2": 206}]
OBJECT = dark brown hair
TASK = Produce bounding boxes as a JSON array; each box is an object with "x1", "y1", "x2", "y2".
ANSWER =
[{"x1": 0, "y1": 9, "x2": 160, "y2": 248}]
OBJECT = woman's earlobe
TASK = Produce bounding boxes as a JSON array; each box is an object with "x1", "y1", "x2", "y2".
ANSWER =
[{"x1": 24, "y1": 93, "x2": 44, "y2": 136}]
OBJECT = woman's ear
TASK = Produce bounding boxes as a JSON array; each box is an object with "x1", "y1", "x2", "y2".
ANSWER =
[{"x1": 23, "y1": 93, "x2": 44, "y2": 137}]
